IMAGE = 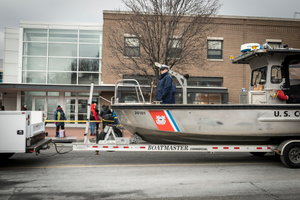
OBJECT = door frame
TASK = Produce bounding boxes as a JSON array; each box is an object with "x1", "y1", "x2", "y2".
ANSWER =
[{"x1": 64, "y1": 97, "x2": 89, "y2": 127}]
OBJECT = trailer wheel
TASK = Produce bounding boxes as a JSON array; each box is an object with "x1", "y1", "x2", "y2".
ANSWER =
[
  {"x1": 99, "y1": 127, "x2": 123, "y2": 140},
  {"x1": 280, "y1": 143, "x2": 300, "y2": 168},
  {"x1": 250, "y1": 152, "x2": 267, "y2": 157},
  {"x1": 0, "y1": 153, "x2": 14, "y2": 160}
]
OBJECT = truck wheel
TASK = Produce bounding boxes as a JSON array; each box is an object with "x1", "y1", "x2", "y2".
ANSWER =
[
  {"x1": 99, "y1": 127, "x2": 123, "y2": 140},
  {"x1": 280, "y1": 143, "x2": 300, "y2": 168},
  {"x1": 0, "y1": 153, "x2": 14, "y2": 160},
  {"x1": 250, "y1": 152, "x2": 266, "y2": 157}
]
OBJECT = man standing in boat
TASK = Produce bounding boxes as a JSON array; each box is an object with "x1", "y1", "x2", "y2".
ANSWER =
[{"x1": 156, "y1": 65, "x2": 173, "y2": 104}]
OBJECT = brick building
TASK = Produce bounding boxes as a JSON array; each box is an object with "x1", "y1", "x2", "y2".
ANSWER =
[{"x1": 102, "y1": 11, "x2": 300, "y2": 104}]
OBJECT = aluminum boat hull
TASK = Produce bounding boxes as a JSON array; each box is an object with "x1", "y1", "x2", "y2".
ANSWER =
[{"x1": 112, "y1": 104, "x2": 300, "y2": 144}]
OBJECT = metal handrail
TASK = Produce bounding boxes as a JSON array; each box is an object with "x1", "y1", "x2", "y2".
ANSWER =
[{"x1": 114, "y1": 79, "x2": 145, "y2": 104}]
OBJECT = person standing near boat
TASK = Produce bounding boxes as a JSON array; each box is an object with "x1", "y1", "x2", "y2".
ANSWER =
[
  {"x1": 54, "y1": 105, "x2": 66, "y2": 137},
  {"x1": 157, "y1": 65, "x2": 173, "y2": 104},
  {"x1": 90, "y1": 103, "x2": 98, "y2": 136}
]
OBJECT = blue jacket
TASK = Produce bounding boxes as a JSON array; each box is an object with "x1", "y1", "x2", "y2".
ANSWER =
[
  {"x1": 156, "y1": 71, "x2": 173, "y2": 104},
  {"x1": 54, "y1": 108, "x2": 67, "y2": 126}
]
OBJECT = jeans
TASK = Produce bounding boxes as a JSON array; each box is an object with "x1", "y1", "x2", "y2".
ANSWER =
[{"x1": 90, "y1": 122, "x2": 96, "y2": 135}]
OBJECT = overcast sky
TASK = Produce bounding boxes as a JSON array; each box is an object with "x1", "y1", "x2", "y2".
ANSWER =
[{"x1": 0, "y1": 0, "x2": 300, "y2": 59}]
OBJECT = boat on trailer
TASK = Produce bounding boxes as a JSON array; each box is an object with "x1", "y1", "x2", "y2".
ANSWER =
[{"x1": 111, "y1": 43, "x2": 300, "y2": 145}]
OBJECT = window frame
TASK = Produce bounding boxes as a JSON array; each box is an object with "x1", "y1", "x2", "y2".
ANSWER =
[
  {"x1": 270, "y1": 65, "x2": 282, "y2": 84},
  {"x1": 207, "y1": 40, "x2": 223, "y2": 60},
  {"x1": 124, "y1": 36, "x2": 140, "y2": 58},
  {"x1": 251, "y1": 66, "x2": 268, "y2": 86},
  {"x1": 168, "y1": 37, "x2": 182, "y2": 59}
]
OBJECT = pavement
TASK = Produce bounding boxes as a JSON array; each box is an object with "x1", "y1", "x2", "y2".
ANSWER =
[{"x1": 45, "y1": 127, "x2": 134, "y2": 143}]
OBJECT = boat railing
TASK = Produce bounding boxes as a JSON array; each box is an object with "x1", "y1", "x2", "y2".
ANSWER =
[{"x1": 114, "y1": 79, "x2": 145, "y2": 104}]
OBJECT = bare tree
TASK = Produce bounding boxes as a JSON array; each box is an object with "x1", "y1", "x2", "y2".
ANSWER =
[{"x1": 106, "y1": 0, "x2": 221, "y2": 83}]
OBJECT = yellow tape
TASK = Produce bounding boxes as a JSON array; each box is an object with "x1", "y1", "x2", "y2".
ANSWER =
[{"x1": 45, "y1": 119, "x2": 115, "y2": 123}]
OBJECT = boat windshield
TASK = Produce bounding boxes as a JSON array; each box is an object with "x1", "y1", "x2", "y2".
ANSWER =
[
  {"x1": 251, "y1": 67, "x2": 267, "y2": 86},
  {"x1": 271, "y1": 66, "x2": 282, "y2": 84},
  {"x1": 289, "y1": 60, "x2": 300, "y2": 86}
]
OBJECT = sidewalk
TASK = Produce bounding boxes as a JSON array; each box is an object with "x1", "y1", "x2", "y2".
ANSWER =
[{"x1": 45, "y1": 127, "x2": 134, "y2": 142}]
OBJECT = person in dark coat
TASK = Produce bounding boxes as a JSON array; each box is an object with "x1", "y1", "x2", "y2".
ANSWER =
[
  {"x1": 21, "y1": 105, "x2": 27, "y2": 111},
  {"x1": 100, "y1": 105, "x2": 112, "y2": 118},
  {"x1": 0, "y1": 105, "x2": 4, "y2": 111},
  {"x1": 156, "y1": 65, "x2": 173, "y2": 104},
  {"x1": 100, "y1": 105, "x2": 112, "y2": 129},
  {"x1": 171, "y1": 84, "x2": 176, "y2": 104},
  {"x1": 54, "y1": 105, "x2": 67, "y2": 137}
]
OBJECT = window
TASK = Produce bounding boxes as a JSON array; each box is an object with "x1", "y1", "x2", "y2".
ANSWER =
[
  {"x1": 251, "y1": 67, "x2": 267, "y2": 86},
  {"x1": 168, "y1": 38, "x2": 182, "y2": 59},
  {"x1": 207, "y1": 40, "x2": 223, "y2": 59},
  {"x1": 271, "y1": 66, "x2": 282, "y2": 84},
  {"x1": 22, "y1": 28, "x2": 102, "y2": 85},
  {"x1": 186, "y1": 77, "x2": 223, "y2": 87},
  {"x1": 265, "y1": 39, "x2": 282, "y2": 49},
  {"x1": 187, "y1": 92, "x2": 226, "y2": 104},
  {"x1": 289, "y1": 60, "x2": 300, "y2": 86},
  {"x1": 268, "y1": 42, "x2": 281, "y2": 49},
  {"x1": 124, "y1": 37, "x2": 140, "y2": 57}
]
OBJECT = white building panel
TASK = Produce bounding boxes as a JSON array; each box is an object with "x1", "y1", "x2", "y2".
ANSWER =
[
  {"x1": 4, "y1": 51, "x2": 19, "y2": 64},
  {"x1": 3, "y1": 63, "x2": 18, "y2": 75},
  {"x1": 5, "y1": 39, "x2": 19, "y2": 51},
  {"x1": 3, "y1": 75, "x2": 18, "y2": 83}
]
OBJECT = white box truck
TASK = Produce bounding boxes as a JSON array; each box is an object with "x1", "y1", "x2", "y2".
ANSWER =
[{"x1": 0, "y1": 111, "x2": 51, "y2": 160}]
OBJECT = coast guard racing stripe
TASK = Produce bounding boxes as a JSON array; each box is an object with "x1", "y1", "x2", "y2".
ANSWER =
[{"x1": 149, "y1": 110, "x2": 180, "y2": 132}]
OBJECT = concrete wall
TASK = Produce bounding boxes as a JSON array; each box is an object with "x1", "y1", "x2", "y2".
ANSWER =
[
  {"x1": 2, "y1": 91, "x2": 17, "y2": 110},
  {"x1": 3, "y1": 28, "x2": 20, "y2": 83}
]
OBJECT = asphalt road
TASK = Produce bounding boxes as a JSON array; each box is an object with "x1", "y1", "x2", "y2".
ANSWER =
[{"x1": 0, "y1": 145, "x2": 300, "y2": 200}]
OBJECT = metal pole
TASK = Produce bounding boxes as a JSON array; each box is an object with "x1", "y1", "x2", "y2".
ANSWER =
[{"x1": 84, "y1": 82, "x2": 94, "y2": 144}]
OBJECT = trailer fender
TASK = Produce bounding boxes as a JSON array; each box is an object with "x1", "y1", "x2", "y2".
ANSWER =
[{"x1": 276, "y1": 140, "x2": 300, "y2": 155}]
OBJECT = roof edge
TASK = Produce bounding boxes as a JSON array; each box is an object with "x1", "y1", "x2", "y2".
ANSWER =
[{"x1": 103, "y1": 10, "x2": 300, "y2": 22}]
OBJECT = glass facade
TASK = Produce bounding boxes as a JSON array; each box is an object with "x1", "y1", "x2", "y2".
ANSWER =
[{"x1": 22, "y1": 28, "x2": 102, "y2": 84}]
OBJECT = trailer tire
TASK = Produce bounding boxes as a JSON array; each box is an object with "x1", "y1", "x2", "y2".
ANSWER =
[
  {"x1": 0, "y1": 153, "x2": 14, "y2": 160},
  {"x1": 99, "y1": 127, "x2": 123, "y2": 140},
  {"x1": 280, "y1": 143, "x2": 300, "y2": 168},
  {"x1": 250, "y1": 152, "x2": 266, "y2": 157}
]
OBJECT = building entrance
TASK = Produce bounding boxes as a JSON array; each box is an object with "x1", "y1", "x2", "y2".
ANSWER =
[{"x1": 65, "y1": 97, "x2": 89, "y2": 127}]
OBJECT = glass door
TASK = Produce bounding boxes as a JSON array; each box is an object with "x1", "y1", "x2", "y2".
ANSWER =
[
  {"x1": 65, "y1": 98, "x2": 76, "y2": 125},
  {"x1": 33, "y1": 97, "x2": 45, "y2": 111},
  {"x1": 64, "y1": 97, "x2": 89, "y2": 127},
  {"x1": 47, "y1": 98, "x2": 58, "y2": 123},
  {"x1": 78, "y1": 98, "x2": 88, "y2": 127}
]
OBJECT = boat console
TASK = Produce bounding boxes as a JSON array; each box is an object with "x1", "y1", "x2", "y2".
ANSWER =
[{"x1": 232, "y1": 43, "x2": 300, "y2": 105}]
